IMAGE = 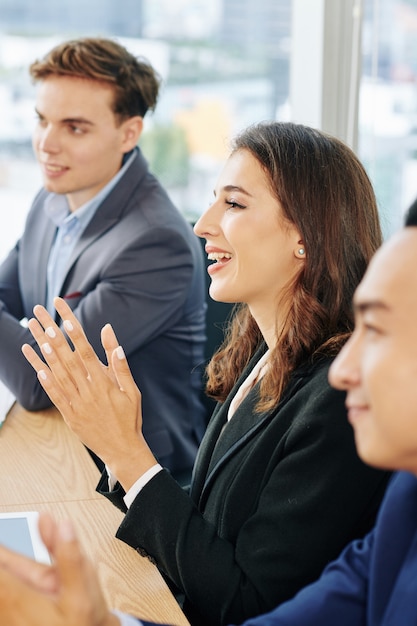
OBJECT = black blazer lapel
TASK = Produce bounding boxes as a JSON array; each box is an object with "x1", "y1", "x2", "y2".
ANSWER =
[
  {"x1": 208, "y1": 385, "x2": 263, "y2": 470},
  {"x1": 189, "y1": 401, "x2": 228, "y2": 500},
  {"x1": 198, "y1": 365, "x2": 309, "y2": 505},
  {"x1": 190, "y1": 344, "x2": 267, "y2": 498},
  {"x1": 201, "y1": 386, "x2": 274, "y2": 499}
]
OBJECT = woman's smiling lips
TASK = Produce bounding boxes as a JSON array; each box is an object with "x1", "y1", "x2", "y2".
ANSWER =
[{"x1": 205, "y1": 246, "x2": 233, "y2": 275}]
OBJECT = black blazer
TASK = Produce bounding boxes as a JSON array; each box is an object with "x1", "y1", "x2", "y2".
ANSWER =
[
  {"x1": 98, "y1": 347, "x2": 391, "y2": 626},
  {"x1": 201, "y1": 472, "x2": 417, "y2": 626}
]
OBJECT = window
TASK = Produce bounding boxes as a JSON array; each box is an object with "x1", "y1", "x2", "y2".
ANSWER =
[
  {"x1": 0, "y1": 0, "x2": 292, "y2": 259},
  {"x1": 359, "y1": 0, "x2": 417, "y2": 236},
  {"x1": 289, "y1": 0, "x2": 417, "y2": 238},
  {"x1": 0, "y1": 0, "x2": 414, "y2": 258}
]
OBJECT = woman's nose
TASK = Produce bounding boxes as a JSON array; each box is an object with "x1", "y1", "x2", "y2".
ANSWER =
[{"x1": 194, "y1": 202, "x2": 220, "y2": 239}]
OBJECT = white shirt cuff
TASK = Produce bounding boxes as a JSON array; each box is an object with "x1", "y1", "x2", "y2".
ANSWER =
[
  {"x1": 112, "y1": 608, "x2": 142, "y2": 625},
  {"x1": 123, "y1": 464, "x2": 163, "y2": 508},
  {"x1": 105, "y1": 464, "x2": 163, "y2": 507}
]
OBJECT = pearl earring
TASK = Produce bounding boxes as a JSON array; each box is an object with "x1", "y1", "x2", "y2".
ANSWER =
[{"x1": 298, "y1": 248, "x2": 305, "y2": 256}]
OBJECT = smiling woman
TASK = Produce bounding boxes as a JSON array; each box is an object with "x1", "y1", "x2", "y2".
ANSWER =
[
  {"x1": 195, "y1": 149, "x2": 302, "y2": 345},
  {"x1": 201, "y1": 122, "x2": 383, "y2": 413},
  {"x1": 22, "y1": 121, "x2": 391, "y2": 626}
]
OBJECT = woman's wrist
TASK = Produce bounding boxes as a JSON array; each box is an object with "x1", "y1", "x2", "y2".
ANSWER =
[{"x1": 107, "y1": 438, "x2": 158, "y2": 493}]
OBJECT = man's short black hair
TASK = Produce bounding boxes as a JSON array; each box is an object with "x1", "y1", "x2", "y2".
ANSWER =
[{"x1": 405, "y1": 197, "x2": 417, "y2": 227}]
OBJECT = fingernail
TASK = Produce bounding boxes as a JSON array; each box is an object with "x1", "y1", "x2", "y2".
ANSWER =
[
  {"x1": 64, "y1": 320, "x2": 74, "y2": 332},
  {"x1": 42, "y1": 343, "x2": 52, "y2": 355},
  {"x1": 39, "y1": 370, "x2": 47, "y2": 380},
  {"x1": 116, "y1": 346, "x2": 125, "y2": 360},
  {"x1": 45, "y1": 326, "x2": 56, "y2": 338},
  {"x1": 58, "y1": 519, "x2": 76, "y2": 542}
]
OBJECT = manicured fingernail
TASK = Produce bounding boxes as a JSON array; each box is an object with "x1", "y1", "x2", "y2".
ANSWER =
[
  {"x1": 116, "y1": 346, "x2": 125, "y2": 360},
  {"x1": 42, "y1": 343, "x2": 52, "y2": 355},
  {"x1": 64, "y1": 320, "x2": 74, "y2": 332},
  {"x1": 39, "y1": 370, "x2": 47, "y2": 380},
  {"x1": 45, "y1": 326, "x2": 56, "y2": 338}
]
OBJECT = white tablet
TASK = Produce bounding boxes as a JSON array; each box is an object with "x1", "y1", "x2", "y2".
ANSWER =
[{"x1": 0, "y1": 511, "x2": 51, "y2": 564}]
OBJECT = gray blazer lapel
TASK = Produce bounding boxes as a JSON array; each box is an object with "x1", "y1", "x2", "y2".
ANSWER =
[
  {"x1": 22, "y1": 218, "x2": 56, "y2": 309},
  {"x1": 64, "y1": 212, "x2": 118, "y2": 272},
  {"x1": 59, "y1": 149, "x2": 148, "y2": 291},
  {"x1": 65, "y1": 171, "x2": 138, "y2": 271}
]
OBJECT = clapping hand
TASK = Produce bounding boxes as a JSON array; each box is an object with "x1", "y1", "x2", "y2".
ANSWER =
[{"x1": 22, "y1": 297, "x2": 157, "y2": 491}]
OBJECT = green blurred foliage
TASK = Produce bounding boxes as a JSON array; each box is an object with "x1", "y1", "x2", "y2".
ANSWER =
[{"x1": 139, "y1": 123, "x2": 190, "y2": 188}]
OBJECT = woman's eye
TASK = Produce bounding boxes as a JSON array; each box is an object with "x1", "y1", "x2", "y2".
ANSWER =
[{"x1": 225, "y1": 200, "x2": 246, "y2": 209}]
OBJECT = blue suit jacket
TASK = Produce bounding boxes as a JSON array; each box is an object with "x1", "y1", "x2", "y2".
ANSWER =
[
  {"x1": 240, "y1": 471, "x2": 417, "y2": 626},
  {"x1": 0, "y1": 148, "x2": 207, "y2": 478}
]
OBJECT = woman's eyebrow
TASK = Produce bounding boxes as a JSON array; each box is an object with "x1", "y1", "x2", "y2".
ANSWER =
[{"x1": 221, "y1": 184, "x2": 253, "y2": 197}]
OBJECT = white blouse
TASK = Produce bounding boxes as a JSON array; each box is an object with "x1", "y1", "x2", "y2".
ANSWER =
[{"x1": 227, "y1": 349, "x2": 271, "y2": 420}]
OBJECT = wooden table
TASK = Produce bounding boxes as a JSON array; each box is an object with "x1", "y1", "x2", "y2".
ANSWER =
[{"x1": 0, "y1": 403, "x2": 189, "y2": 626}]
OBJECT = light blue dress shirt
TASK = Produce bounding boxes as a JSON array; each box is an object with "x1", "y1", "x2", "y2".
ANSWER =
[{"x1": 45, "y1": 149, "x2": 137, "y2": 315}]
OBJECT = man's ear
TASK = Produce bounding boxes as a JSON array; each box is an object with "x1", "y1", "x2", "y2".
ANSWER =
[{"x1": 121, "y1": 116, "x2": 144, "y2": 152}]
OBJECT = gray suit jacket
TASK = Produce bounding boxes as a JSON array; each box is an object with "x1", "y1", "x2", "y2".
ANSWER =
[{"x1": 0, "y1": 148, "x2": 207, "y2": 478}]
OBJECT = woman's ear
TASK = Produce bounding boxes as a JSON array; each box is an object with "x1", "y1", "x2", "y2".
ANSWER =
[{"x1": 294, "y1": 239, "x2": 306, "y2": 260}]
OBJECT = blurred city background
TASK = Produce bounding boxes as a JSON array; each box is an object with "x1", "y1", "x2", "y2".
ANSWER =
[{"x1": 0, "y1": 0, "x2": 416, "y2": 260}]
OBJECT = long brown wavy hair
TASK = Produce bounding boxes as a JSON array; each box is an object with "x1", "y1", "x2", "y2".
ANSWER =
[{"x1": 205, "y1": 121, "x2": 382, "y2": 412}]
